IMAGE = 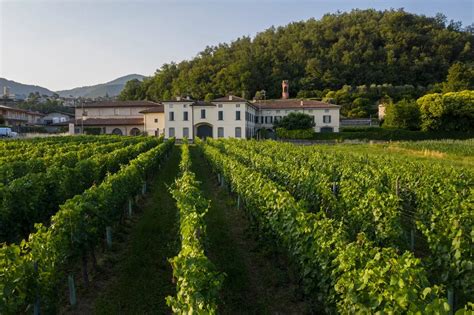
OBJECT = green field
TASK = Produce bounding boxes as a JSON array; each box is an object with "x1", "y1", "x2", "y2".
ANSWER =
[{"x1": 1, "y1": 136, "x2": 472, "y2": 314}]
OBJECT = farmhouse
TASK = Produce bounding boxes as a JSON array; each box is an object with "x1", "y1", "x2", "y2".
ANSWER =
[
  {"x1": 68, "y1": 81, "x2": 340, "y2": 138},
  {"x1": 0, "y1": 105, "x2": 44, "y2": 127},
  {"x1": 73, "y1": 100, "x2": 162, "y2": 135}
]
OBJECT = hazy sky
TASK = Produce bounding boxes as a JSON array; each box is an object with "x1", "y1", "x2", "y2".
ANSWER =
[{"x1": 1, "y1": 0, "x2": 473, "y2": 91}]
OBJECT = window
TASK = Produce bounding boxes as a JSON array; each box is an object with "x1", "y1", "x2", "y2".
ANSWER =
[
  {"x1": 183, "y1": 127, "x2": 189, "y2": 138},
  {"x1": 274, "y1": 116, "x2": 282, "y2": 122},
  {"x1": 218, "y1": 127, "x2": 224, "y2": 138},
  {"x1": 324, "y1": 109, "x2": 329, "y2": 113},
  {"x1": 323, "y1": 115, "x2": 332, "y2": 123},
  {"x1": 236, "y1": 104, "x2": 240, "y2": 108},
  {"x1": 218, "y1": 104, "x2": 223, "y2": 108},
  {"x1": 154, "y1": 118, "x2": 158, "y2": 123},
  {"x1": 236, "y1": 111, "x2": 241, "y2": 120},
  {"x1": 276, "y1": 110, "x2": 280, "y2": 114},
  {"x1": 169, "y1": 127, "x2": 175, "y2": 137},
  {"x1": 265, "y1": 116, "x2": 273, "y2": 124},
  {"x1": 184, "y1": 104, "x2": 187, "y2": 108},
  {"x1": 154, "y1": 129, "x2": 159, "y2": 136},
  {"x1": 255, "y1": 116, "x2": 259, "y2": 123},
  {"x1": 169, "y1": 112, "x2": 174, "y2": 121},
  {"x1": 170, "y1": 104, "x2": 174, "y2": 108},
  {"x1": 183, "y1": 111, "x2": 188, "y2": 121},
  {"x1": 260, "y1": 116, "x2": 264, "y2": 124},
  {"x1": 218, "y1": 111, "x2": 223, "y2": 120},
  {"x1": 201, "y1": 109, "x2": 206, "y2": 119},
  {"x1": 114, "y1": 108, "x2": 119, "y2": 116},
  {"x1": 235, "y1": 127, "x2": 241, "y2": 138}
]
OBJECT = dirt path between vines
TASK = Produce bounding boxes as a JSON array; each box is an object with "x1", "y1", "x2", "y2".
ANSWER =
[
  {"x1": 65, "y1": 146, "x2": 181, "y2": 314},
  {"x1": 190, "y1": 146, "x2": 311, "y2": 314}
]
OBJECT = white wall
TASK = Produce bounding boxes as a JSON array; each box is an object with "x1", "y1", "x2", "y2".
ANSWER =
[{"x1": 256, "y1": 107, "x2": 340, "y2": 132}]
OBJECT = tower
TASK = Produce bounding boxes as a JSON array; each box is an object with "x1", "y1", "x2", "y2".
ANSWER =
[{"x1": 282, "y1": 80, "x2": 289, "y2": 99}]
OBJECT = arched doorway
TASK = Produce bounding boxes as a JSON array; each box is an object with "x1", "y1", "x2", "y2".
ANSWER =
[
  {"x1": 112, "y1": 128, "x2": 123, "y2": 135},
  {"x1": 130, "y1": 128, "x2": 141, "y2": 136},
  {"x1": 196, "y1": 124, "x2": 213, "y2": 139}
]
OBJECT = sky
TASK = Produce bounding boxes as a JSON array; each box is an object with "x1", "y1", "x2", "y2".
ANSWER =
[{"x1": 0, "y1": 0, "x2": 473, "y2": 91}]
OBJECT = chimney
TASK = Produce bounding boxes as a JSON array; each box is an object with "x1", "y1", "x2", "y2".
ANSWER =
[
  {"x1": 229, "y1": 95, "x2": 233, "y2": 101},
  {"x1": 300, "y1": 100, "x2": 304, "y2": 106},
  {"x1": 282, "y1": 80, "x2": 289, "y2": 99},
  {"x1": 185, "y1": 95, "x2": 191, "y2": 100},
  {"x1": 176, "y1": 96, "x2": 181, "y2": 101}
]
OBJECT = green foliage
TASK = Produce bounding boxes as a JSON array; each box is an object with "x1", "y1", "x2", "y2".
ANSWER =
[
  {"x1": 167, "y1": 142, "x2": 224, "y2": 313},
  {"x1": 117, "y1": 9, "x2": 472, "y2": 102},
  {"x1": 83, "y1": 127, "x2": 102, "y2": 135},
  {"x1": 275, "y1": 128, "x2": 314, "y2": 139},
  {"x1": 0, "y1": 137, "x2": 160, "y2": 243},
  {"x1": 273, "y1": 112, "x2": 315, "y2": 130},
  {"x1": 383, "y1": 99, "x2": 421, "y2": 130},
  {"x1": 417, "y1": 90, "x2": 474, "y2": 131},
  {"x1": 443, "y1": 62, "x2": 474, "y2": 93},
  {"x1": 119, "y1": 79, "x2": 147, "y2": 101},
  {"x1": 198, "y1": 139, "x2": 456, "y2": 313},
  {"x1": 16, "y1": 99, "x2": 73, "y2": 115},
  {"x1": 0, "y1": 137, "x2": 174, "y2": 313}
]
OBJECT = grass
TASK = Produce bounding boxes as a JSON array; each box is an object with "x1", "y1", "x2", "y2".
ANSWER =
[{"x1": 92, "y1": 146, "x2": 181, "y2": 314}]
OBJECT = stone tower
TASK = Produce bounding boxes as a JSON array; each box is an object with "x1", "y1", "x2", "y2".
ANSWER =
[{"x1": 282, "y1": 80, "x2": 289, "y2": 99}]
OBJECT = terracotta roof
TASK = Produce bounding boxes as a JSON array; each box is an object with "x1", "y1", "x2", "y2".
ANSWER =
[
  {"x1": 212, "y1": 95, "x2": 248, "y2": 102},
  {"x1": 139, "y1": 106, "x2": 164, "y2": 113},
  {"x1": 0, "y1": 105, "x2": 45, "y2": 116},
  {"x1": 192, "y1": 101, "x2": 215, "y2": 107},
  {"x1": 255, "y1": 99, "x2": 340, "y2": 110},
  {"x1": 80, "y1": 100, "x2": 162, "y2": 108},
  {"x1": 55, "y1": 118, "x2": 143, "y2": 126}
]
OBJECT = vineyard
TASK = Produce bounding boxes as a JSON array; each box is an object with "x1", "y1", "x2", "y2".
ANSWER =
[{"x1": 0, "y1": 136, "x2": 472, "y2": 314}]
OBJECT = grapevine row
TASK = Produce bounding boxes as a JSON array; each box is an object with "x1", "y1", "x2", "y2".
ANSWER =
[
  {"x1": 197, "y1": 139, "x2": 450, "y2": 313},
  {"x1": 0, "y1": 137, "x2": 162, "y2": 244},
  {"x1": 208, "y1": 138, "x2": 473, "y2": 307},
  {"x1": 0, "y1": 138, "x2": 174, "y2": 314},
  {"x1": 167, "y1": 141, "x2": 224, "y2": 313}
]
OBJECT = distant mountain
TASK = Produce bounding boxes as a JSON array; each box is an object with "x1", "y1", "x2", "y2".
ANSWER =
[
  {"x1": 0, "y1": 78, "x2": 54, "y2": 100},
  {"x1": 56, "y1": 74, "x2": 146, "y2": 98}
]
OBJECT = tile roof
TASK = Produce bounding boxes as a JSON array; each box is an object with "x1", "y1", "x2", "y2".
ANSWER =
[
  {"x1": 139, "y1": 105, "x2": 165, "y2": 113},
  {"x1": 192, "y1": 101, "x2": 216, "y2": 107},
  {"x1": 80, "y1": 100, "x2": 162, "y2": 108},
  {"x1": 254, "y1": 99, "x2": 340, "y2": 109},
  {"x1": 55, "y1": 118, "x2": 143, "y2": 126},
  {"x1": 212, "y1": 95, "x2": 248, "y2": 102}
]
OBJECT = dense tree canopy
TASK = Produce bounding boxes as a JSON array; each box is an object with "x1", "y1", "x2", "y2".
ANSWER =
[
  {"x1": 383, "y1": 99, "x2": 421, "y2": 130},
  {"x1": 417, "y1": 90, "x2": 474, "y2": 132},
  {"x1": 119, "y1": 9, "x2": 473, "y2": 103}
]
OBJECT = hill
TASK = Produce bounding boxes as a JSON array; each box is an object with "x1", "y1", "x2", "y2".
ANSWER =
[
  {"x1": 0, "y1": 78, "x2": 54, "y2": 99},
  {"x1": 56, "y1": 74, "x2": 146, "y2": 98},
  {"x1": 121, "y1": 9, "x2": 473, "y2": 101}
]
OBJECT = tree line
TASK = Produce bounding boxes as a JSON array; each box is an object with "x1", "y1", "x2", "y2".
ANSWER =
[{"x1": 119, "y1": 9, "x2": 473, "y2": 105}]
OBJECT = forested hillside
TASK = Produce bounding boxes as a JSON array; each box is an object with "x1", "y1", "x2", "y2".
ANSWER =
[{"x1": 120, "y1": 9, "x2": 473, "y2": 102}]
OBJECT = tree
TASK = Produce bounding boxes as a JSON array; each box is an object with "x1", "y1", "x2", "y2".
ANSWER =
[
  {"x1": 273, "y1": 112, "x2": 315, "y2": 130},
  {"x1": 204, "y1": 93, "x2": 215, "y2": 101},
  {"x1": 119, "y1": 79, "x2": 144, "y2": 101},
  {"x1": 417, "y1": 91, "x2": 474, "y2": 131},
  {"x1": 383, "y1": 99, "x2": 420, "y2": 130},
  {"x1": 114, "y1": 9, "x2": 473, "y2": 101},
  {"x1": 442, "y1": 62, "x2": 474, "y2": 93}
]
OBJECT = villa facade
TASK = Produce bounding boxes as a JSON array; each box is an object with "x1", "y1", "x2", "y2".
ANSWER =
[{"x1": 67, "y1": 81, "x2": 341, "y2": 138}]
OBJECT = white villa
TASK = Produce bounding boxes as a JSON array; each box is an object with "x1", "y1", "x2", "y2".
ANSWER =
[{"x1": 68, "y1": 81, "x2": 340, "y2": 138}]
